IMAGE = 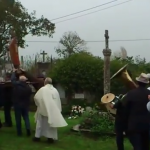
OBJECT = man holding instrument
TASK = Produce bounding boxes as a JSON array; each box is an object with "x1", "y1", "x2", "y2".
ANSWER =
[
  {"x1": 122, "y1": 73, "x2": 150, "y2": 150},
  {"x1": 109, "y1": 94, "x2": 129, "y2": 150}
]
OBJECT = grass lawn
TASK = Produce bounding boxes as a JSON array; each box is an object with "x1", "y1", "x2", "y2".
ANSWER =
[{"x1": 0, "y1": 111, "x2": 132, "y2": 150}]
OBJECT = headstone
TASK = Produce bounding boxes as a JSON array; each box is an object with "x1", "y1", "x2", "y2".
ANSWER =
[
  {"x1": 0, "y1": 77, "x2": 4, "y2": 82},
  {"x1": 85, "y1": 106, "x2": 92, "y2": 112},
  {"x1": 74, "y1": 93, "x2": 84, "y2": 99},
  {"x1": 5, "y1": 63, "x2": 12, "y2": 71},
  {"x1": 37, "y1": 62, "x2": 50, "y2": 77}
]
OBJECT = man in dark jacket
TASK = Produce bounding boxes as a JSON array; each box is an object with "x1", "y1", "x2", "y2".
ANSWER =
[
  {"x1": 122, "y1": 73, "x2": 150, "y2": 150},
  {"x1": 3, "y1": 72, "x2": 13, "y2": 127},
  {"x1": 109, "y1": 94, "x2": 129, "y2": 150},
  {"x1": 11, "y1": 69, "x2": 32, "y2": 136}
]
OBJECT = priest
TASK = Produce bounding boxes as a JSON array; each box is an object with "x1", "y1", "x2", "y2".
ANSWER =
[{"x1": 33, "y1": 77, "x2": 67, "y2": 143}]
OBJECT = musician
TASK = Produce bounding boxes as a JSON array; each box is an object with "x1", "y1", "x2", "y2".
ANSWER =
[
  {"x1": 109, "y1": 94, "x2": 128, "y2": 150},
  {"x1": 122, "y1": 73, "x2": 150, "y2": 150}
]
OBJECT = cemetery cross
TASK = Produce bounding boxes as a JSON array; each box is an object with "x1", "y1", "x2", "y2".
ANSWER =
[{"x1": 40, "y1": 50, "x2": 47, "y2": 62}]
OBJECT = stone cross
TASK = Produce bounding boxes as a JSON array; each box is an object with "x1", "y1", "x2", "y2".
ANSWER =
[
  {"x1": 40, "y1": 50, "x2": 47, "y2": 62},
  {"x1": 103, "y1": 30, "x2": 111, "y2": 94},
  {"x1": 105, "y1": 30, "x2": 109, "y2": 49}
]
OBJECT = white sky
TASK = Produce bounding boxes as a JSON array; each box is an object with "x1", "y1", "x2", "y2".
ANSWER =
[{"x1": 18, "y1": 0, "x2": 150, "y2": 61}]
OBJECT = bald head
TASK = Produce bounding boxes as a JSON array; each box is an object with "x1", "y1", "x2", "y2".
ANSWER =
[
  {"x1": 44, "y1": 77, "x2": 52, "y2": 85},
  {"x1": 19, "y1": 75, "x2": 27, "y2": 81}
]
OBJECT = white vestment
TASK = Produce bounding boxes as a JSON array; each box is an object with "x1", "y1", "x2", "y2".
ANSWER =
[{"x1": 34, "y1": 84, "x2": 68, "y2": 139}]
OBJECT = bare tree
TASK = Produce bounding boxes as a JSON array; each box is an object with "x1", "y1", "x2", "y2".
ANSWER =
[{"x1": 55, "y1": 31, "x2": 87, "y2": 57}]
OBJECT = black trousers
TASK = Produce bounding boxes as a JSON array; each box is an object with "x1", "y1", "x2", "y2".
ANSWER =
[
  {"x1": 14, "y1": 105, "x2": 30, "y2": 135},
  {"x1": 115, "y1": 120, "x2": 127, "y2": 150},
  {"x1": 4, "y1": 100, "x2": 12, "y2": 126},
  {"x1": 129, "y1": 131, "x2": 149, "y2": 150}
]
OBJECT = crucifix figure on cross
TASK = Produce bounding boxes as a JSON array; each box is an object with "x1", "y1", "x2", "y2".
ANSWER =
[
  {"x1": 40, "y1": 50, "x2": 47, "y2": 62},
  {"x1": 104, "y1": 30, "x2": 109, "y2": 49}
]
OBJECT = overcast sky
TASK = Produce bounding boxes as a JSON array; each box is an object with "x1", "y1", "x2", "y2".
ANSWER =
[{"x1": 19, "y1": 0, "x2": 150, "y2": 61}]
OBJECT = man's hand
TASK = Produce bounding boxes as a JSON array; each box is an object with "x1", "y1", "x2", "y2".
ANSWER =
[
  {"x1": 108, "y1": 103, "x2": 114, "y2": 109},
  {"x1": 148, "y1": 95, "x2": 150, "y2": 100},
  {"x1": 13, "y1": 68, "x2": 17, "y2": 72}
]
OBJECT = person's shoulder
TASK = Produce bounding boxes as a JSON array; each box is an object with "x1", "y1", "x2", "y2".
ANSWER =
[
  {"x1": 53, "y1": 86, "x2": 57, "y2": 91},
  {"x1": 37, "y1": 86, "x2": 45, "y2": 92},
  {"x1": 127, "y1": 89, "x2": 136, "y2": 94},
  {"x1": 52, "y1": 86, "x2": 59, "y2": 93},
  {"x1": 146, "y1": 88, "x2": 150, "y2": 94}
]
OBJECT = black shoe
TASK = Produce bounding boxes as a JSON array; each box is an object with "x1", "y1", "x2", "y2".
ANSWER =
[
  {"x1": 32, "y1": 137, "x2": 40, "y2": 142},
  {"x1": 2, "y1": 122, "x2": 12, "y2": 127},
  {"x1": 26, "y1": 129, "x2": 31, "y2": 136},
  {"x1": 47, "y1": 138, "x2": 54, "y2": 143}
]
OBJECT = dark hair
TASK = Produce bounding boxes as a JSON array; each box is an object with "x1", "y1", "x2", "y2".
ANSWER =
[{"x1": 137, "y1": 81, "x2": 147, "y2": 87}]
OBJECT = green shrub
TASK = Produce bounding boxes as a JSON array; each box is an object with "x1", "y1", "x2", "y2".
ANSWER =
[
  {"x1": 79, "y1": 110, "x2": 114, "y2": 134},
  {"x1": 62, "y1": 105, "x2": 70, "y2": 116}
]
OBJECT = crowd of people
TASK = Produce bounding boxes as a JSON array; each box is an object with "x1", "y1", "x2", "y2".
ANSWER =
[
  {"x1": 0, "y1": 68, "x2": 67, "y2": 143},
  {"x1": 109, "y1": 73, "x2": 150, "y2": 150},
  {"x1": 1, "y1": 69, "x2": 150, "y2": 149}
]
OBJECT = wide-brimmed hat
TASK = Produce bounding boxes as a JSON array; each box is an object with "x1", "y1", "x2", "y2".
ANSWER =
[
  {"x1": 147, "y1": 73, "x2": 150, "y2": 79},
  {"x1": 136, "y1": 73, "x2": 149, "y2": 84}
]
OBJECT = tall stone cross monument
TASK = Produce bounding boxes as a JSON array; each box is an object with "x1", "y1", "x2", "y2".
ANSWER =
[{"x1": 103, "y1": 30, "x2": 111, "y2": 94}]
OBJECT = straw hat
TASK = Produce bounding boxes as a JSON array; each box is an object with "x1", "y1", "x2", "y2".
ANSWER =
[
  {"x1": 101, "y1": 93, "x2": 115, "y2": 104},
  {"x1": 147, "y1": 73, "x2": 150, "y2": 79},
  {"x1": 136, "y1": 73, "x2": 149, "y2": 84}
]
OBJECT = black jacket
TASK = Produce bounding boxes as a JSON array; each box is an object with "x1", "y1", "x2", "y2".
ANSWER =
[
  {"x1": 122, "y1": 87, "x2": 150, "y2": 132},
  {"x1": 11, "y1": 72, "x2": 32, "y2": 107},
  {"x1": 114, "y1": 99, "x2": 128, "y2": 131}
]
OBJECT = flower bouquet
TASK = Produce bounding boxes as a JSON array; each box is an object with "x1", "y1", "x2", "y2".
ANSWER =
[{"x1": 68, "y1": 105, "x2": 85, "y2": 119}]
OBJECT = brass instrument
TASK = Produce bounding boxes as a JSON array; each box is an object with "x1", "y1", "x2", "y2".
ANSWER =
[
  {"x1": 101, "y1": 64, "x2": 137, "y2": 115},
  {"x1": 111, "y1": 64, "x2": 138, "y2": 89}
]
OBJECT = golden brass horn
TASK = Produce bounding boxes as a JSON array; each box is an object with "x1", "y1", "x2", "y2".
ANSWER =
[{"x1": 111, "y1": 64, "x2": 138, "y2": 89}]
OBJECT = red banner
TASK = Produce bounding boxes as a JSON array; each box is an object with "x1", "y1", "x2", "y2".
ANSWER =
[{"x1": 9, "y1": 37, "x2": 20, "y2": 68}]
